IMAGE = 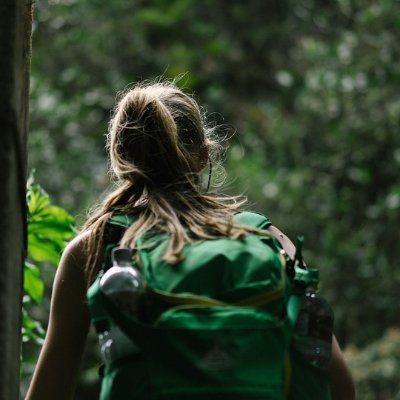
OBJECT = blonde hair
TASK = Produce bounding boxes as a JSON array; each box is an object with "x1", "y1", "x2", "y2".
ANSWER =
[{"x1": 83, "y1": 80, "x2": 251, "y2": 285}]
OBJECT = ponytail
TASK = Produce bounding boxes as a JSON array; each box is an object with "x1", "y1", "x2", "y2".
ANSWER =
[{"x1": 83, "y1": 80, "x2": 251, "y2": 285}]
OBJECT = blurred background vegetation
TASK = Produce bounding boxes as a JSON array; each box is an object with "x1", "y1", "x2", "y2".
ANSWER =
[{"x1": 23, "y1": 0, "x2": 400, "y2": 398}]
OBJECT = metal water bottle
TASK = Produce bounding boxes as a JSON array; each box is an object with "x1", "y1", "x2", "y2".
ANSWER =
[
  {"x1": 99, "y1": 247, "x2": 144, "y2": 364},
  {"x1": 294, "y1": 268, "x2": 334, "y2": 369}
]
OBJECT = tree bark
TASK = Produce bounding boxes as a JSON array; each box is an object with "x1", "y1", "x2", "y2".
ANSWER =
[{"x1": 0, "y1": 0, "x2": 33, "y2": 399}]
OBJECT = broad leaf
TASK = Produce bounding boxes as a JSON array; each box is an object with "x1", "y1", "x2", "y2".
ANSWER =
[
  {"x1": 27, "y1": 234, "x2": 63, "y2": 265},
  {"x1": 24, "y1": 262, "x2": 45, "y2": 304}
]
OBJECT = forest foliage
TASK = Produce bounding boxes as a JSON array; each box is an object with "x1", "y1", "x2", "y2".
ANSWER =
[
  {"x1": 22, "y1": 178, "x2": 75, "y2": 385},
  {"x1": 26, "y1": 0, "x2": 400, "y2": 398}
]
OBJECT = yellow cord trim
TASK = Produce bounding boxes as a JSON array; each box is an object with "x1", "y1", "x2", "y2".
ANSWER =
[{"x1": 147, "y1": 287, "x2": 229, "y2": 307}]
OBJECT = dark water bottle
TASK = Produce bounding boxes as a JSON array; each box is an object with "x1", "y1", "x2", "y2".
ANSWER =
[
  {"x1": 294, "y1": 268, "x2": 334, "y2": 369},
  {"x1": 99, "y1": 247, "x2": 144, "y2": 365}
]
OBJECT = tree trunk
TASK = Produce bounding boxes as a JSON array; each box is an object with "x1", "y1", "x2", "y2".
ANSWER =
[{"x1": 0, "y1": 0, "x2": 33, "y2": 398}]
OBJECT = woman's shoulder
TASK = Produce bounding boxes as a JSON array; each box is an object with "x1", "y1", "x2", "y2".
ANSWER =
[
  {"x1": 58, "y1": 230, "x2": 94, "y2": 279},
  {"x1": 63, "y1": 230, "x2": 91, "y2": 257}
]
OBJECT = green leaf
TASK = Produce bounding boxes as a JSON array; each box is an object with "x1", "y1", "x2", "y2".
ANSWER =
[
  {"x1": 26, "y1": 184, "x2": 51, "y2": 219},
  {"x1": 28, "y1": 213, "x2": 76, "y2": 241},
  {"x1": 26, "y1": 178, "x2": 76, "y2": 266},
  {"x1": 24, "y1": 262, "x2": 45, "y2": 304},
  {"x1": 27, "y1": 233, "x2": 64, "y2": 265},
  {"x1": 21, "y1": 307, "x2": 45, "y2": 344}
]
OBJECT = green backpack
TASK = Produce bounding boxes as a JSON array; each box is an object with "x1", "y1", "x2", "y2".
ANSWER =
[{"x1": 87, "y1": 211, "x2": 331, "y2": 400}]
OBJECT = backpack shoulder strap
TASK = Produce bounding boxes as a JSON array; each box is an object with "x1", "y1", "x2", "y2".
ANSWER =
[
  {"x1": 235, "y1": 211, "x2": 295, "y2": 258},
  {"x1": 109, "y1": 213, "x2": 137, "y2": 228},
  {"x1": 234, "y1": 211, "x2": 272, "y2": 229},
  {"x1": 267, "y1": 225, "x2": 296, "y2": 260},
  {"x1": 102, "y1": 213, "x2": 138, "y2": 271}
]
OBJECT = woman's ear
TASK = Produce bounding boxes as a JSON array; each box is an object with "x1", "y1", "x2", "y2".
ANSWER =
[{"x1": 198, "y1": 145, "x2": 209, "y2": 171}]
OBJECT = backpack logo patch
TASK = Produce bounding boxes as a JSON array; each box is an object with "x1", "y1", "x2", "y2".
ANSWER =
[{"x1": 197, "y1": 345, "x2": 233, "y2": 371}]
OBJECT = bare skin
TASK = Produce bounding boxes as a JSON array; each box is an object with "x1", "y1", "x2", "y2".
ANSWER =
[
  {"x1": 329, "y1": 335, "x2": 356, "y2": 400},
  {"x1": 25, "y1": 234, "x2": 91, "y2": 400},
  {"x1": 26, "y1": 229, "x2": 355, "y2": 400}
]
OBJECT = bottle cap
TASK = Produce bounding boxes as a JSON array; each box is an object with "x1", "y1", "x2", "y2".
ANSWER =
[{"x1": 112, "y1": 247, "x2": 133, "y2": 265}]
